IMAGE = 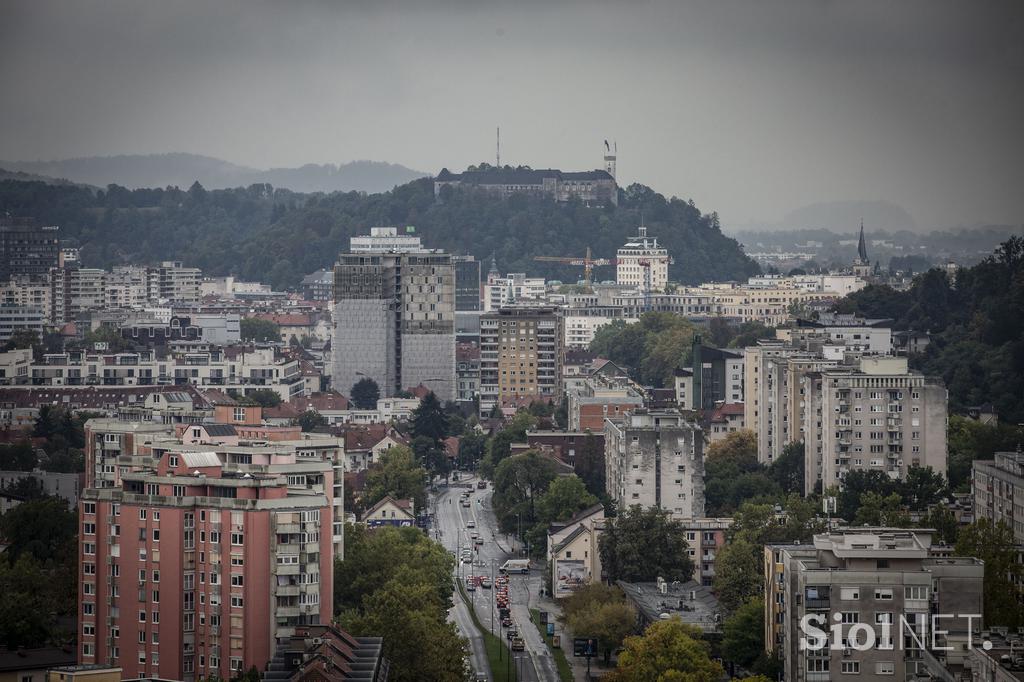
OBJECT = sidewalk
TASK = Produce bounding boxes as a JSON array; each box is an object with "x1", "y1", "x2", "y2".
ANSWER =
[{"x1": 530, "y1": 587, "x2": 596, "y2": 681}]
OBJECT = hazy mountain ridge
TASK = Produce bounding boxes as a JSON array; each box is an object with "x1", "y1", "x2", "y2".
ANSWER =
[
  {"x1": 729, "y1": 199, "x2": 919, "y2": 234},
  {"x1": 0, "y1": 153, "x2": 429, "y2": 194}
]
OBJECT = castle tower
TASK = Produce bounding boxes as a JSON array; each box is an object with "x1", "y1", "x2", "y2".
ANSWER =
[{"x1": 603, "y1": 139, "x2": 616, "y2": 181}]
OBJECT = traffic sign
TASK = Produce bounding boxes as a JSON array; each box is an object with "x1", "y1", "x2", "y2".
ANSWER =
[{"x1": 573, "y1": 638, "x2": 599, "y2": 657}]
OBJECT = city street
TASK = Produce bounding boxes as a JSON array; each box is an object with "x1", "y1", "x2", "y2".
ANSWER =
[{"x1": 434, "y1": 474, "x2": 561, "y2": 682}]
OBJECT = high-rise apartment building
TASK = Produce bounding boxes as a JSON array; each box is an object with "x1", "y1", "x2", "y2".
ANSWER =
[
  {"x1": 332, "y1": 227, "x2": 455, "y2": 401},
  {"x1": 148, "y1": 261, "x2": 202, "y2": 305},
  {"x1": 78, "y1": 412, "x2": 342, "y2": 680},
  {"x1": 765, "y1": 529, "x2": 983, "y2": 682},
  {"x1": 973, "y1": 451, "x2": 1024, "y2": 543},
  {"x1": 478, "y1": 305, "x2": 563, "y2": 415},
  {"x1": 603, "y1": 408, "x2": 705, "y2": 519},
  {"x1": 813, "y1": 357, "x2": 947, "y2": 490},
  {"x1": 616, "y1": 226, "x2": 671, "y2": 292}
]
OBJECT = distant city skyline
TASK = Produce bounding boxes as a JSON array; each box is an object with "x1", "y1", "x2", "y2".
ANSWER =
[{"x1": 1, "y1": 1, "x2": 1022, "y2": 230}]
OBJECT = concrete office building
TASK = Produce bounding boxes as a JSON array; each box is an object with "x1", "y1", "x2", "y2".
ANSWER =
[
  {"x1": 478, "y1": 305, "x2": 563, "y2": 416},
  {"x1": 0, "y1": 304, "x2": 46, "y2": 343},
  {"x1": 452, "y1": 255, "x2": 481, "y2": 311},
  {"x1": 332, "y1": 227, "x2": 455, "y2": 401},
  {"x1": 765, "y1": 529, "x2": 983, "y2": 682},
  {"x1": 604, "y1": 408, "x2": 705, "y2": 519},
  {"x1": 0, "y1": 218, "x2": 60, "y2": 281},
  {"x1": 616, "y1": 226, "x2": 671, "y2": 292}
]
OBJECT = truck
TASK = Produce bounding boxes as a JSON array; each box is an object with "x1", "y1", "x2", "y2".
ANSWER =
[{"x1": 500, "y1": 559, "x2": 530, "y2": 574}]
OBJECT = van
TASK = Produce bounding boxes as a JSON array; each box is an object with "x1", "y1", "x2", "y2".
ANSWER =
[{"x1": 500, "y1": 559, "x2": 530, "y2": 574}]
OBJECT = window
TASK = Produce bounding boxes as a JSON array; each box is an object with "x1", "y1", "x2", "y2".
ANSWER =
[
  {"x1": 152, "y1": 611, "x2": 159, "y2": 624},
  {"x1": 83, "y1": 602, "x2": 94, "y2": 616},
  {"x1": 876, "y1": 661, "x2": 894, "y2": 675},
  {"x1": 840, "y1": 612, "x2": 859, "y2": 624},
  {"x1": 874, "y1": 588, "x2": 893, "y2": 600},
  {"x1": 840, "y1": 661, "x2": 860, "y2": 674},
  {"x1": 139, "y1": 509, "x2": 147, "y2": 520},
  {"x1": 839, "y1": 587, "x2": 859, "y2": 600},
  {"x1": 169, "y1": 455, "x2": 179, "y2": 467},
  {"x1": 84, "y1": 542, "x2": 96, "y2": 555},
  {"x1": 83, "y1": 522, "x2": 96, "y2": 535},
  {"x1": 152, "y1": 590, "x2": 160, "y2": 603},
  {"x1": 84, "y1": 562, "x2": 96, "y2": 575},
  {"x1": 152, "y1": 529, "x2": 160, "y2": 542},
  {"x1": 138, "y1": 611, "x2": 146, "y2": 623},
  {"x1": 83, "y1": 582, "x2": 95, "y2": 595},
  {"x1": 231, "y1": 574, "x2": 244, "y2": 587},
  {"x1": 83, "y1": 623, "x2": 95, "y2": 636},
  {"x1": 83, "y1": 643, "x2": 95, "y2": 657},
  {"x1": 905, "y1": 586, "x2": 928, "y2": 600},
  {"x1": 84, "y1": 502, "x2": 96, "y2": 515},
  {"x1": 806, "y1": 659, "x2": 829, "y2": 672},
  {"x1": 231, "y1": 533, "x2": 244, "y2": 546},
  {"x1": 231, "y1": 596, "x2": 244, "y2": 607}
]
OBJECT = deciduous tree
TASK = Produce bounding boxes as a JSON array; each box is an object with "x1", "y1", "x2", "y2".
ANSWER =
[
  {"x1": 599, "y1": 505, "x2": 693, "y2": 583},
  {"x1": 606, "y1": 619, "x2": 724, "y2": 682},
  {"x1": 350, "y1": 377, "x2": 380, "y2": 409}
]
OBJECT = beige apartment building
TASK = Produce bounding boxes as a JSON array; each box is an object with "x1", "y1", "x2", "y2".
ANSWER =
[
  {"x1": 766, "y1": 529, "x2": 983, "y2": 682},
  {"x1": 479, "y1": 305, "x2": 563, "y2": 416}
]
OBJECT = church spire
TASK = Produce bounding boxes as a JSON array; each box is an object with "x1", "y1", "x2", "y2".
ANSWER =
[{"x1": 857, "y1": 219, "x2": 868, "y2": 264}]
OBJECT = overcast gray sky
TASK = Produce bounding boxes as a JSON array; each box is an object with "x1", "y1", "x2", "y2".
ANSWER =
[{"x1": 1, "y1": 0, "x2": 1021, "y2": 229}]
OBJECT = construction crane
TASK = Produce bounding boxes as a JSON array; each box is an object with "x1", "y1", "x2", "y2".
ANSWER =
[{"x1": 533, "y1": 247, "x2": 613, "y2": 286}]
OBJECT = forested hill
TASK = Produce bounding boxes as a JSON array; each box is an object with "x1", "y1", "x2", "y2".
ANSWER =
[
  {"x1": 836, "y1": 236, "x2": 1024, "y2": 423},
  {"x1": 0, "y1": 175, "x2": 759, "y2": 288}
]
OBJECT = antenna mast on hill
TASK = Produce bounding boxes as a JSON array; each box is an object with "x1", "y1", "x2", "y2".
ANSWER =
[{"x1": 496, "y1": 127, "x2": 501, "y2": 168}]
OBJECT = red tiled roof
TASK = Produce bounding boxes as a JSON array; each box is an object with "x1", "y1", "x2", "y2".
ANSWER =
[
  {"x1": 709, "y1": 402, "x2": 745, "y2": 422},
  {"x1": 294, "y1": 391, "x2": 350, "y2": 412},
  {"x1": 443, "y1": 436, "x2": 460, "y2": 458}
]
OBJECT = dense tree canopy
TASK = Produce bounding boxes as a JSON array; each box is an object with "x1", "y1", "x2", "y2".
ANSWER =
[
  {"x1": 606, "y1": 619, "x2": 724, "y2": 682},
  {"x1": 0, "y1": 175, "x2": 758, "y2": 290},
  {"x1": 836, "y1": 237, "x2": 1024, "y2": 422},
  {"x1": 589, "y1": 313, "x2": 699, "y2": 387},
  {"x1": 362, "y1": 446, "x2": 428, "y2": 513},
  {"x1": 599, "y1": 505, "x2": 694, "y2": 583},
  {"x1": 239, "y1": 317, "x2": 281, "y2": 342},
  {"x1": 955, "y1": 519, "x2": 1023, "y2": 628},
  {"x1": 350, "y1": 377, "x2": 380, "y2": 409}
]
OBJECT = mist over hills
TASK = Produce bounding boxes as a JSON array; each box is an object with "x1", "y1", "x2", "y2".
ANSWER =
[
  {"x1": 729, "y1": 200, "x2": 919, "y2": 234},
  {"x1": 0, "y1": 153, "x2": 429, "y2": 194}
]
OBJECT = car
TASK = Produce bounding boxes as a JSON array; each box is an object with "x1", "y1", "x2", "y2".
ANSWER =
[
  {"x1": 499, "y1": 608, "x2": 510, "y2": 619},
  {"x1": 466, "y1": 521, "x2": 476, "y2": 528},
  {"x1": 477, "y1": 480, "x2": 487, "y2": 489},
  {"x1": 501, "y1": 616, "x2": 513, "y2": 627},
  {"x1": 466, "y1": 581, "x2": 476, "y2": 592},
  {"x1": 505, "y1": 628, "x2": 518, "y2": 641},
  {"x1": 474, "y1": 537, "x2": 485, "y2": 545},
  {"x1": 480, "y1": 578, "x2": 492, "y2": 588},
  {"x1": 511, "y1": 638, "x2": 525, "y2": 652},
  {"x1": 460, "y1": 500, "x2": 471, "y2": 508}
]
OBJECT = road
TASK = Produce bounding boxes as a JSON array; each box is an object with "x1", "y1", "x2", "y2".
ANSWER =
[{"x1": 434, "y1": 473, "x2": 560, "y2": 682}]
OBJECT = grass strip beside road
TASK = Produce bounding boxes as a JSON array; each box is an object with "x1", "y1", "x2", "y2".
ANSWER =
[
  {"x1": 457, "y1": 580, "x2": 513, "y2": 682},
  {"x1": 529, "y1": 608, "x2": 574, "y2": 682}
]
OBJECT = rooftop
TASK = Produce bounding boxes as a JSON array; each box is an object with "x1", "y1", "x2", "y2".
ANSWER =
[{"x1": 617, "y1": 579, "x2": 722, "y2": 633}]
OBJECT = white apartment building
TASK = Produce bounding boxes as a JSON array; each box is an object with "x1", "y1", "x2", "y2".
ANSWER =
[
  {"x1": 14, "y1": 346, "x2": 306, "y2": 402},
  {"x1": 604, "y1": 408, "x2": 705, "y2": 519},
  {"x1": 563, "y1": 307, "x2": 637, "y2": 349},
  {"x1": 616, "y1": 226, "x2": 670, "y2": 292},
  {"x1": 484, "y1": 273, "x2": 547, "y2": 312}
]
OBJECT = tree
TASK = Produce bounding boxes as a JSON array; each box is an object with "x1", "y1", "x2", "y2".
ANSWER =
[
  {"x1": 836, "y1": 470, "x2": 897, "y2": 521},
  {"x1": 919, "y1": 505, "x2": 958, "y2": 545},
  {"x1": 297, "y1": 410, "x2": 327, "y2": 432},
  {"x1": 722, "y1": 597, "x2": 765, "y2": 669},
  {"x1": 565, "y1": 598, "x2": 637, "y2": 664},
  {"x1": 0, "y1": 497, "x2": 77, "y2": 565},
  {"x1": 535, "y1": 475, "x2": 599, "y2": 526},
  {"x1": 491, "y1": 451, "x2": 558, "y2": 549},
  {"x1": 947, "y1": 416, "x2": 1024, "y2": 491},
  {"x1": 703, "y1": 430, "x2": 780, "y2": 515},
  {"x1": 480, "y1": 410, "x2": 537, "y2": 477},
  {"x1": 363, "y1": 446, "x2": 428, "y2": 514},
  {"x1": 2, "y1": 328, "x2": 39, "y2": 351},
  {"x1": 334, "y1": 526, "x2": 465, "y2": 682},
  {"x1": 898, "y1": 466, "x2": 947, "y2": 511},
  {"x1": 714, "y1": 538, "x2": 764, "y2": 615},
  {"x1": 605, "y1": 619, "x2": 724, "y2": 682},
  {"x1": 853, "y1": 492, "x2": 911, "y2": 527},
  {"x1": 239, "y1": 317, "x2": 280, "y2": 342},
  {"x1": 0, "y1": 440, "x2": 37, "y2": 471},
  {"x1": 599, "y1": 505, "x2": 694, "y2": 583},
  {"x1": 411, "y1": 435, "x2": 448, "y2": 481},
  {"x1": 242, "y1": 389, "x2": 281, "y2": 408},
  {"x1": 0, "y1": 476, "x2": 48, "y2": 501},
  {"x1": 0, "y1": 555, "x2": 66, "y2": 648},
  {"x1": 955, "y1": 519, "x2": 1023, "y2": 628},
  {"x1": 768, "y1": 441, "x2": 805, "y2": 495},
  {"x1": 410, "y1": 392, "x2": 448, "y2": 445},
  {"x1": 350, "y1": 377, "x2": 380, "y2": 409},
  {"x1": 456, "y1": 431, "x2": 487, "y2": 470}
]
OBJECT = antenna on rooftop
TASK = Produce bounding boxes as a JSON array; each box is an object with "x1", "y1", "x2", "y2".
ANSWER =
[{"x1": 496, "y1": 127, "x2": 501, "y2": 168}]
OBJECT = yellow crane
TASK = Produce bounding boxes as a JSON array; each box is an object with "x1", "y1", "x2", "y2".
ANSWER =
[{"x1": 532, "y1": 247, "x2": 613, "y2": 286}]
